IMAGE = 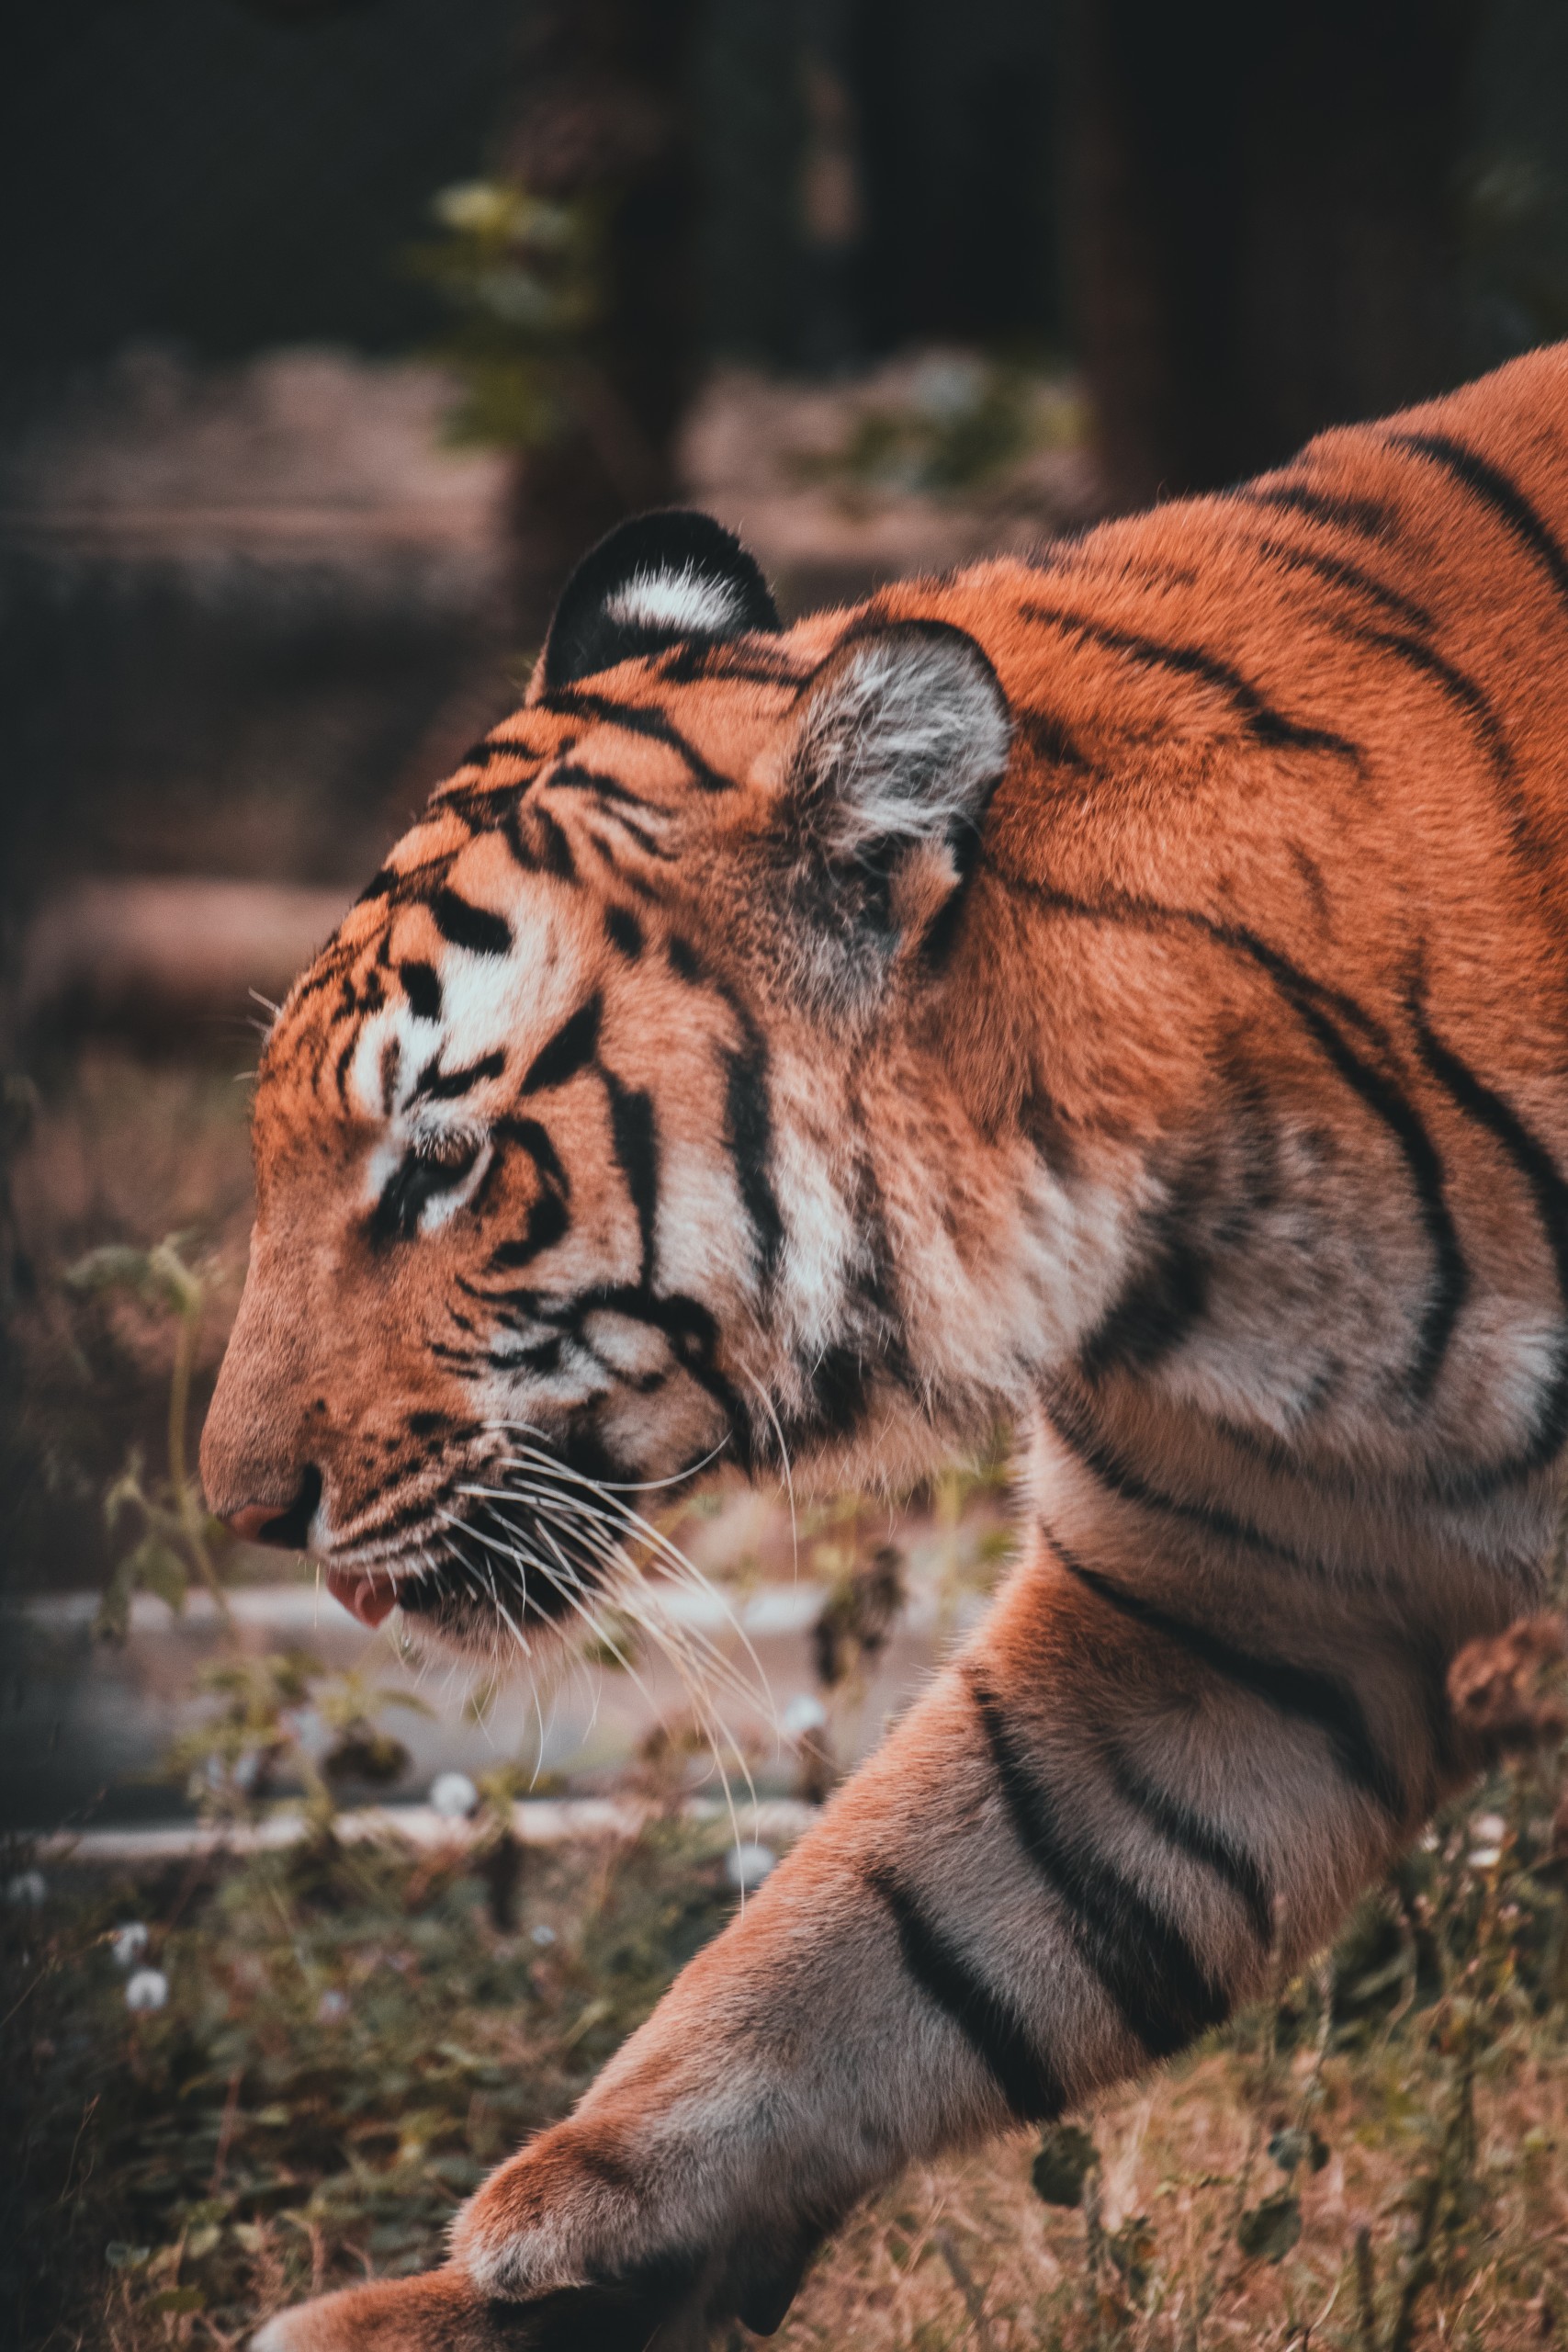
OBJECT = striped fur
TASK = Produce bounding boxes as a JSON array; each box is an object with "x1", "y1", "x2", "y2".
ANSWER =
[{"x1": 205, "y1": 346, "x2": 1568, "y2": 2350}]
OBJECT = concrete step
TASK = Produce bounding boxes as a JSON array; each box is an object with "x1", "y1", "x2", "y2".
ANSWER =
[{"x1": 8, "y1": 1570, "x2": 986, "y2": 1835}]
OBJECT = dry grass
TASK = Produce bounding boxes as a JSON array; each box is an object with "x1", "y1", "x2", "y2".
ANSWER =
[{"x1": 8, "y1": 1753, "x2": 1568, "y2": 2352}]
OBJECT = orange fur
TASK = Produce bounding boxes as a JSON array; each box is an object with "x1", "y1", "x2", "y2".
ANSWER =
[{"x1": 221, "y1": 348, "x2": 1568, "y2": 2348}]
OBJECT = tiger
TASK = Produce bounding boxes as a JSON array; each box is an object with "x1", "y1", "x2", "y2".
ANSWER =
[{"x1": 202, "y1": 342, "x2": 1568, "y2": 2351}]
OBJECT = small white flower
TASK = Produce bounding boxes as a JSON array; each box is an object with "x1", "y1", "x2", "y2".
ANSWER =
[
  {"x1": 782, "y1": 1694, "x2": 828, "y2": 1740},
  {"x1": 724, "y1": 1841, "x2": 776, "y2": 1894},
  {"x1": 110, "y1": 1923, "x2": 150, "y2": 1969},
  {"x1": 1471, "y1": 1812, "x2": 1506, "y2": 1844},
  {"x1": 316, "y1": 1989, "x2": 349, "y2": 2024},
  {"x1": 429, "y1": 1770, "x2": 479, "y2": 1820},
  {"x1": 529, "y1": 1922, "x2": 558, "y2": 1949},
  {"x1": 125, "y1": 1968, "x2": 169, "y2": 2014},
  {"x1": 5, "y1": 1870, "x2": 46, "y2": 1907},
  {"x1": 1469, "y1": 1845, "x2": 1503, "y2": 1871}
]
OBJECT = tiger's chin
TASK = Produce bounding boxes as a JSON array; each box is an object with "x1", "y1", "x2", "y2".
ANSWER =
[{"x1": 321, "y1": 1541, "x2": 592, "y2": 1659}]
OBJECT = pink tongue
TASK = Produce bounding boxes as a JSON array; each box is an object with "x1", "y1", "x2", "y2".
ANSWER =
[{"x1": 325, "y1": 1568, "x2": 398, "y2": 1629}]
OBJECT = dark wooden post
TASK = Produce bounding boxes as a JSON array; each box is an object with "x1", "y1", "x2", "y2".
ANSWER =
[
  {"x1": 1061, "y1": 0, "x2": 1479, "y2": 508},
  {"x1": 499, "y1": 0, "x2": 701, "y2": 636}
]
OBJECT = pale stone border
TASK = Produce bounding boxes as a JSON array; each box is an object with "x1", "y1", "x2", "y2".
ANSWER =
[{"x1": 38, "y1": 1795, "x2": 819, "y2": 1868}]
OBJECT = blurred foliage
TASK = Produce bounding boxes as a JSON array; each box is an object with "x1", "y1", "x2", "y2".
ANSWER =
[
  {"x1": 66, "y1": 1236, "x2": 234, "y2": 1637},
  {"x1": 406, "y1": 179, "x2": 606, "y2": 455},
  {"x1": 797, "y1": 354, "x2": 1087, "y2": 499}
]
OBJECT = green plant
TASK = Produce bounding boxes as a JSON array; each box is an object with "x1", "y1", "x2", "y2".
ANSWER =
[
  {"x1": 166, "y1": 1651, "x2": 433, "y2": 1832},
  {"x1": 66, "y1": 1237, "x2": 234, "y2": 1637},
  {"x1": 798, "y1": 356, "x2": 1088, "y2": 501},
  {"x1": 407, "y1": 179, "x2": 611, "y2": 458}
]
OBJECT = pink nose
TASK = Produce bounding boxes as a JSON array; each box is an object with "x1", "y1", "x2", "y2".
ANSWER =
[
  {"x1": 219, "y1": 1467, "x2": 321, "y2": 1549},
  {"x1": 223, "y1": 1502, "x2": 293, "y2": 1544}
]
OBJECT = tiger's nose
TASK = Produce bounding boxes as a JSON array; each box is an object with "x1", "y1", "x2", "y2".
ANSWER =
[{"x1": 220, "y1": 1465, "x2": 322, "y2": 1549}]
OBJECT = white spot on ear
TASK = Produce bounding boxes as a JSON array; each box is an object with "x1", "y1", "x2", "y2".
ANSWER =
[{"x1": 604, "y1": 564, "x2": 749, "y2": 639}]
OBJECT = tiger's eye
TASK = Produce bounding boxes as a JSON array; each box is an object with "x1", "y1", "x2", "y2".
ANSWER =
[{"x1": 372, "y1": 1136, "x2": 482, "y2": 1244}]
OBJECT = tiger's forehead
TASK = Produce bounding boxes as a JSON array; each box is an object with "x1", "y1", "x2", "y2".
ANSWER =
[
  {"x1": 251, "y1": 636, "x2": 830, "y2": 1145},
  {"x1": 257, "y1": 829, "x2": 588, "y2": 1133},
  {"x1": 436, "y1": 640, "x2": 819, "y2": 815}
]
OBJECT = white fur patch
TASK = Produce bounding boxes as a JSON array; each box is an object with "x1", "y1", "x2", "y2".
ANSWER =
[
  {"x1": 604, "y1": 564, "x2": 747, "y2": 638},
  {"x1": 796, "y1": 628, "x2": 1012, "y2": 859}
]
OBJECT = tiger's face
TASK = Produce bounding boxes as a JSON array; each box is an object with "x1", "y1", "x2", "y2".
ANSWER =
[{"x1": 201, "y1": 512, "x2": 1035, "y2": 1651}]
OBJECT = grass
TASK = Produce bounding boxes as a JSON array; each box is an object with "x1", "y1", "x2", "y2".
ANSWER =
[{"x1": 8, "y1": 1713, "x2": 1568, "y2": 2352}]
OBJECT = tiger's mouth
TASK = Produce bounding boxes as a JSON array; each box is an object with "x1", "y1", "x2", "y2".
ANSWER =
[
  {"x1": 322, "y1": 1438, "x2": 712, "y2": 1652},
  {"x1": 330, "y1": 1483, "x2": 609, "y2": 1647}
]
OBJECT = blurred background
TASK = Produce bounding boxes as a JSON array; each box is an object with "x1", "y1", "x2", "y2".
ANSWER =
[{"x1": 7, "y1": 0, "x2": 1568, "y2": 1834}]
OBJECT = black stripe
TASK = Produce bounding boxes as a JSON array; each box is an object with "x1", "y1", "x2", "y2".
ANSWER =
[
  {"x1": 1411, "y1": 1011, "x2": 1568, "y2": 1494},
  {"x1": 587, "y1": 808, "x2": 677, "y2": 862},
  {"x1": 867, "y1": 1865, "x2": 1064, "y2": 2121},
  {"x1": 399, "y1": 959, "x2": 442, "y2": 1021},
  {"x1": 524, "y1": 1279, "x2": 750, "y2": 1458},
  {"x1": 1017, "y1": 602, "x2": 1361, "y2": 763},
  {"x1": 1078, "y1": 1186, "x2": 1212, "y2": 1380},
  {"x1": 521, "y1": 996, "x2": 602, "y2": 1095},
  {"x1": 415, "y1": 1048, "x2": 505, "y2": 1101},
  {"x1": 1107, "y1": 1750, "x2": 1274, "y2": 1946},
  {"x1": 1045, "y1": 1371, "x2": 1329, "y2": 1578},
  {"x1": 1015, "y1": 704, "x2": 1088, "y2": 770},
  {"x1": 429, "y1": 889, "x2": 513, "y2": 958},
  {"x1": 994, "y1": 874, "x2": 1467, "y2": 1406},
  {"x1": 1251, "y1": 535, "x2": 1434, "y2": 634},
  {"x1": 1354, "y1": 622, "x2": 1515, "y2": 774},
  {"x1": 488, "y1": 1189, "x2": 570, "y2": 1272},
  {"x1": 536, "y1": 809, "x2": 577, "y2": 881},
  {"x1": 333, "y1": 1028, "x2": 359, "y2": 1106},
  {"x1": 491, "y1": 1115, "x2": 570, "y2": 1196},
  {"x1": 499, "y1": 798, "x2": 544, "y2": 876},
  {"x1": 458, "y1": 735, "x2": 548, "y2": 768},
  {"x1": 1390, "y1": 431, "x2": 1568, "y2": 619},
  {"x1": 723, "y1": 1046, "x2": 784, "y2": 1283},
  {"x1": 804, "y1": 1343, "x2": 869, "y2": 1437},
  {"x1": 541, "y1": 687, "x2": 736, "y2": 792},
  {"x1": 653, "y1": 639, "x2": 807, "y2": 687},
  {"x1": 547, "y1": 763, "x2": 658, "y2": 810},
  {"x1": 1343, "y1": 619, "x2": 1543, "y2": 874},
  {"x1": 431, "y1": 784, "x2": 506, "y2": 831},
  {"x1": 604, "y1": 904, "x2": 644, "y2": 959},
  {"x1": 1282, "y1": 985, "x2": 1466, "y2": 1404},
  {"x1": 967, "y1": 1674, "x2": 1230, "y2": 2057},
  {"x1": 1057, "y1": 1543, "x2": 1402, "y2": 1813},
  {"x1": 604, "y1": 1074, "x2": 659, "y2": 1284},
  {"x1": 1239, "y1": 480, "x2": 1397, "y2": 541}
]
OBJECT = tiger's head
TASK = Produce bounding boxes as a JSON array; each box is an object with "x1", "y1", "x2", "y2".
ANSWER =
[{"x1": 200, "y1": 511, "x2": 1079, "y2": 1651}]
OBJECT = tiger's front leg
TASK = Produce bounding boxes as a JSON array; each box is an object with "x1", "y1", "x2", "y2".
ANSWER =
[{"x1": 254, "y1": 1541, "x2": 1438, "y2": 2351}]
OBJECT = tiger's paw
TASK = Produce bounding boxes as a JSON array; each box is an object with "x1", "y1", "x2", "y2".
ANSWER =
[
  {"x1": 446, "y1": 2117, "x2": 824, "y2": 2348},
  {"x1": 250, "y1": 2129, "x2": 824, "y2": 2352},
  {"x1": 250, "y1": 2260, "x2": 711, "y2": 2352}
]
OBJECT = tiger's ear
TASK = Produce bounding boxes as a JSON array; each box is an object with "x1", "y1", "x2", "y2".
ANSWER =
[
  {"x1": 534, "y1": 509, "x2": 781, "y2": 693},
  {"x1": 775, "y1": 620, "x2": 1011, "y2": 996}
]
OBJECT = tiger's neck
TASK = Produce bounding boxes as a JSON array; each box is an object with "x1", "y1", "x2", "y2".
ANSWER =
[{"x1": 761, "y1": 865, "x2": 1560, "y2": 1650}]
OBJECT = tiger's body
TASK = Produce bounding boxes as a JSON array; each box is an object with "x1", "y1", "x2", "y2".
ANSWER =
[{"x1": 204, "y1": 346, "x2": 1568, "y2": 2351}]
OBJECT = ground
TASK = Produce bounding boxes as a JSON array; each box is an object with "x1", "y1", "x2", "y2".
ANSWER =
[{"x1": 8, "y1": 1748, "x2": 1568, "y2": 2352}]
